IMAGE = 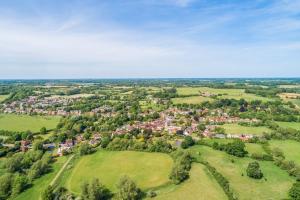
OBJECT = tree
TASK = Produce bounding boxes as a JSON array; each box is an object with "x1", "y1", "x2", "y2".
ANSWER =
[
  {"x1": 289, "y1": 181, "x2": 300, "y2": 200},
  {"x1": 0, "y1": 174, "x2": 13, "y2": 198},
  {"x1": 246, "y1": 162, "x2": 263, "y2": 179},
  {"x1": 81, "y1": 178, "x2": 111, "y2": 200},
  {"x1": 181, "y1": 136, "x2": 195, "y2": 149},
  {"x1": 117, "y1": 176, "x2": 141, "y2": 200},
  {"x1": 42, "y1": 185, "x2": 55, "y2": 200},
  {"x1": 33, "y1": 140, "x2": 44, "y2": 151},
  {"x1": 79, "y1": 143, "x2": 94, "y2": 156},
  {"x1": 197, "y1": 123, "x2": 206, "y2": 132},
  {"x1": 40, "y1": 127, "x2": 47, "y2": 135},
  {"x1": 11, "y1": 174, "x2": 29, "y2": 197},
  {"x1": 225, "y1": 140, "x2": 248, "y2": 157}
]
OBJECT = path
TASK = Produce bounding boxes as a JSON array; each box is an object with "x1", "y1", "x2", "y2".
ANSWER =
[{"x1": 50, "y1": 154, "x2": 75, "y2": 186}]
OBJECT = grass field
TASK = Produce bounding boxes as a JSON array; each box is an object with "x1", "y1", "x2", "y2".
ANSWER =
[
  {"x1": 65, "y1": 151, "x2": 173, "y2": 193},
  {"x1": 172, "y1": 96, "x2": 212, "y2": 104},
  {"x1": 245, "y1": 143, "x2": 265, "y2": 156},
  {"x1": 0, "y1": 114, "x2": 60, "y2": 132},
  {"x1": 15, "y1": 156, "x2": 67, "y2": 200},
  {"x1": 191, "y1": 145, "x2": 294, "y2": 200},
  {"x1": 176, "y1": 87, "x2": 273, "y2": 102},
  {"x1": 0, "y1": 95, "x2": 8, "y2": 102},
  {"x1": 269, "y1": 140, "x2": 300, "y2": 165},
  {"x1": 152, "y1": 164, "x2": 227, "y2": 200},
  {"x1": 220, "y1": 124, "x2": 271, "y2": 136},
  {"x1": 276, "y1": 122, "x2": 300, "y2": 130}
]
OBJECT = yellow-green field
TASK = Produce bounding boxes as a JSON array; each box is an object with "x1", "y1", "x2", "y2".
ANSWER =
[
  {"x1": 269, "y1": 140, "x2": 300, "y2": 165},
  {"x1": 0, "y1": 95, "x2": 9, "y2": 102},
  {"x1": 276, "y1": 122, "x2": 300, "y2": 130},
  {"x1": 220, "y1": 124, "x2": 271, "y2": 136},
  {"x1": 65, "y1": 151, "x2": 173, "y2": 193},
  {"x1": 176, "y1": 87, "x2": 273, "y2": 102},
  {"x1": 191, "y1": 145, "x2": 295, "y2": 200},
  {"x1": 0, "y1": 114, "x2": 60, "y2": 132},
  {"x1": 172, "y1": 96, "x2": 212, "y2": 104},
  {"x1": 245, "y1": 143, "x2": 265, "y2": 156},
  {"x1": 152, "y1": 164, "x2": 227, "y2": 200}
]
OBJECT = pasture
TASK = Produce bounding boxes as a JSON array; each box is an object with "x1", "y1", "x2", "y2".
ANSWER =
[
  {"x1": 269, "y1": 140, "x2": 300, "y2": 165},
  {"x1": 191, "y1": 145, "x2": 294, "y2": 200},
  {"x1": 0, "y1": 114, "x2": 60, "y2": 132},
  {"x1": 65, "y1": 151, "x2": 173, "y2": 193},
  {"x1": 172, "y1": 96, "x2": 212, "y2": 104},
  {"x1": 15, "y1": 156, "x2": 67, "y2": 200},
  {"x1": 0, "y1": 95, "x2": 8, "y2": 102},
  {"x1": 220, "y1": 124, "x2": 271, "y2": 136},
  {"x1": 152, "y1": 164, "x2": 227, "y2": 200},
  {"x1": 245, "y1": 143, "x2": 265, "y2": 156},
  {"x1": 276, "y1": 121, "x2": 300, "y2": 130},
  {"x1": 176, "y1": 87, "x2": 273, "y2": 102}
]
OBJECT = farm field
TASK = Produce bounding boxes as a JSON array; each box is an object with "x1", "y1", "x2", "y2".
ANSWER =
[
  {"x1": 0, "y1": 114, "x2": 60, "y2": 132},
  {"x1": 269, "y1": 140, "x2": 300, "y2": 165},
  {"x1": 65, "y1": 151, "x2": 173, "y2": 194},
  {"x1": 220, "y1": 124, "x2": 271, "y2": 136},
  {"x1": 172, "y1": 96, "x2": 212, "y2": 104},
  {"x1": 152, "y1": 164, "x2": 227, "y2": 200},
  {"x1": 15, "y1": 156, "x2": 67, "y2": 200},
  {"x1": 176, "y1": 87, "x2": 273, "y2": 101},
  {"x1": 276, "y1": 121, "x2": 300, "y2": 130},
  {"x1": 191, "y1": 145, "x2": 294, "y2": 200}
]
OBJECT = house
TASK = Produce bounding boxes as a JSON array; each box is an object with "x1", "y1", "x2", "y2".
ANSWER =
[{"x1": 20, "y1": 140, "x2": 31, "y2": 152}]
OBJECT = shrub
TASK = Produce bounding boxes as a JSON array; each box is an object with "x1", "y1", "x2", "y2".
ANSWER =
[{"x1": 246, "y1": 162, "x2": 263, "y2": 179}]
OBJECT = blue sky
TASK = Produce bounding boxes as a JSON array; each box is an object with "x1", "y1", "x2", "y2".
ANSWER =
[{"x1": 0, "y1": 0, "x2": 299, "y2": 78}]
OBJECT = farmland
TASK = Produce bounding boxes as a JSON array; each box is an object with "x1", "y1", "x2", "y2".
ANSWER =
[
  {"x1": 191, "y1": 145, "x2": 294, "y2": 200},
  {"x1": 172, "y1": 96, "x2": 212, "y2": 104},
  {"x1": 269, "y1": 140, "x2": 300, "y2": 165},
  {"x1": 220, "y1": 124, "x2": 271, "y2": 136},
  {"x1": 0, "y1": 114, "x2": 60, "y2": 132},
  {"x1": 152, "y1": 164, "x2": 227, "y2": 200},
  {"x1": 65, "y1": 151, "x2": 173, "y2": 193},
  {"x1": 276, "y1": 122, "x2": 300, "y2": 130},
  {"x1": 0, "y1": 95, "x2": 8, "y2": 102}
]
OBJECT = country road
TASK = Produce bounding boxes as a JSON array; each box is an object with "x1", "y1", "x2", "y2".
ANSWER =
[{"x1": 50, "y1": 155, "x2": 75, "y2": 186}]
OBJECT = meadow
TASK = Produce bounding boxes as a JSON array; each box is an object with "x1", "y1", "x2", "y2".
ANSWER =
[
  {"x1": 15, "y1": 156, "x2": 67, "y2": 200},
  {"x1": 176, "y1": 87, "x2": 273, "y2": 102},
  {"x1": 191, "y1": 145, "x2": 294, "y2": 200},
  {"x1": 0, "y1": 95, "x2": 8, "y2": 102},
  {"x1": 0, "y1": 114, "x2": 60, "y2": 132},
  {"x1": 269, "y1": 140, "x2": 300, "y2": 165},
  {"x1": 276, "y1": 121, "x2": 300, "y2": 130},
  {"x1": 65, "y1": 151, "x2": 173, "y2": 193},
  {"x1": 220, "y1": 124, "x2": 271, "y2": 136},
  {"x1": 152, "y1": 164, "x2": 227, "y2": 200},
  {"x1": 172, "y1": 96, "x2": 212, "y2": 104}
]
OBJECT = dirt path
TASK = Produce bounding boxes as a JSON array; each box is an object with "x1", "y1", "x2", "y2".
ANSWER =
[{"x1": 50, "y1": 155, "x2": 75, "y2": 186}]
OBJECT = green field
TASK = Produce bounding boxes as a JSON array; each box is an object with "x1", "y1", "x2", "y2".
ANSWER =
[
  {"x1": 276, "y1": 122, "x2": 300, "y2": 130},
  {"x1": 0, "y1": 95, "x2": 9, "y2": 102},
  {"x1": 15, "y1": 156, "x2": 67, "y2": 200},
  {"x1": 176, "y1": 87, "x2": 273, "y2": 102},
  {"x1": 172, "y1": 96, "x2": 212, "y2": 104},
  {"x1": 245, "y1": 143, "x2": 265, "y2": 156},
  {"x1": 0, "y1": 114, "x2": 60, "y2": 132},
  {"x1": 270, "y1": 140, "x2": 300, "y2": 165},
  {"x1": 191, "y1": 145, "x2": 294, "y2": 200},
  {"x1": 65, "y1": 151, "x2": 173, "y2": 193},
  {"x1": 220, "y1": 124, "x2": 271, "y2": 136},
  {"x1": 152, "y1": 164, "x2": 227, "y2": 200}
]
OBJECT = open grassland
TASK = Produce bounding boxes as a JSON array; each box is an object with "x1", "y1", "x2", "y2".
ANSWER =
[
  {"x1": 279, "y1": 93, "x2": 300, "y2": 107},
  {"x1": 152, "y1": 164, "x2": 227, "y2": 200},
  {"x1": 220, "y1": 124, "x2": 271, "y2": 135},
  {"x1": 276, "y1": 121, "x2": 300, "y2": 130},
  {"x1": 65, "y1": 151, "x2": 173, "y2": 193},
  {"x1": 279, "y1": 85, "x2": 300, "y2": 88},
  {"x1": 191, "y1": 145, "x2": 294, "y2": 200},
  {"x1": 0, "y1": 114, "x2": 60, "y2": 132},
  {"x1": 269, "y1": 140, "x2": 300, "y2": 165},
  {"x1": 0, "y1": 95, "x2": 9, "y2": 102},
  {"x1": 176, "y1": 87, "x2": 273, "y2": 102},
  {"x1": 15, "y1": 156, "x2": 67, "y2": 200},
  {"x1": 172, "y1": 96, "x2": 212, "y2": 104},
  {"x1": 245, "y1": 143, "x2": 265, "y2": 156}
]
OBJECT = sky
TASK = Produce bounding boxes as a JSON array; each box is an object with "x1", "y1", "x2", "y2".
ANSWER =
[{"x1": 0, "y1": 0, "x2": 299, "y2": 79}]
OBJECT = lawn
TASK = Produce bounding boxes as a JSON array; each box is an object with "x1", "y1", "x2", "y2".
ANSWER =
[
  {"x1": 65, "y1": 151, "x2": 173, "y2": 194},
  {"x1": 172, "y1": 96, "x2": 212, "y2": 104},
  {"x1": 190, "y1": 145, "x2": 294, "y2": 200},
  {"x1": 176, "y1": 87, "x2": 273, "y2": 101},
  {"x1": 220, "y1": 124, "x2": 271, "y2": 136},
  {"x1": 269, "y1": 140, "x2": 300, "y2": 165},
  {"x1": 152, "y1": 164, "x2": 227, "y2": 200},
  {"x1": 15, "y1": 156, "x2": 67, "y2": 200},
  {"x1": 0, "y1": 114, "x2": 60, "y2": 132},
  {"x1": 276, "y1": 122, "x2": 300, "y2": 130}
]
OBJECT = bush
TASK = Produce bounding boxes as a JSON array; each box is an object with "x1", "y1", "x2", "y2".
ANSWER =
[
  {"x1": 246, "y1": 162, "x2": 263, "y2": 179},
  {"x1": 289, "y1": 181, "x2": 300, "y2": 200}
]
